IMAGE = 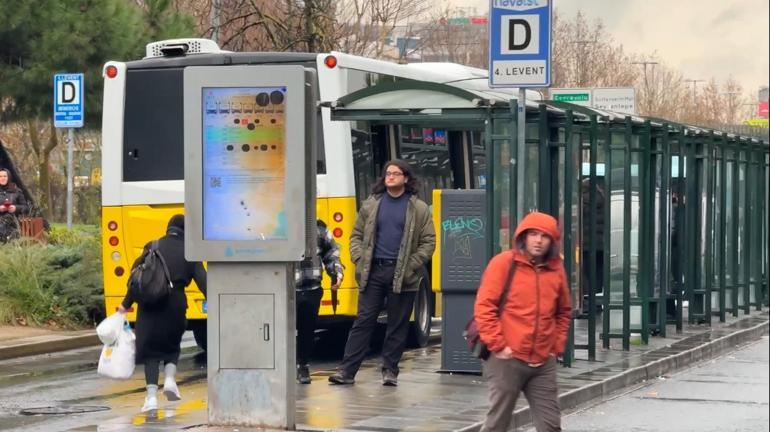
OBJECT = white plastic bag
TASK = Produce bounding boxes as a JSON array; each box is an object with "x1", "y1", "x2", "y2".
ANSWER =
[
  {"x1": 97, "y1": 325, "x2": 136, "y2": 380},
  {"x1": 96, "y1": 312, "x2": 126, "y2": 345}
]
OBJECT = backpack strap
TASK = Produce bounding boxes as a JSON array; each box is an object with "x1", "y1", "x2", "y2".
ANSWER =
[
  {"x1": 497, "y1": 252, "x2": 517, "y2": 311},
  {"x1": 151, "y1": 240, "x2": 174, "y2": 288}
]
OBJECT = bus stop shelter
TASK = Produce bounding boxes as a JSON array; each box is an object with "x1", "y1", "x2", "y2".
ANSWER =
[{"x1": 324, "y1": 79, "x2": 770, "y2": 369}]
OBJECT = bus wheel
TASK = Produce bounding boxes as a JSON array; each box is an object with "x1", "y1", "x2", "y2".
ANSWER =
[
  {"x1": 189, "y1": 320, "x2": 207, "y2": 351},
  {"x1": 408, "y1": 268, "x2": 432, "y2": 348}
]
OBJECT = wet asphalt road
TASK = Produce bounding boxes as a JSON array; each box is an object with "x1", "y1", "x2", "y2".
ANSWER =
[
  {"x1": 0, "y1": 324, "x2": 440, "y2": 431},
  {"x1": 528, "y1": 336, "x2": 770, "y2": 432},
  {"x1": 0, "y1": 332, "x2": 207, "y2": 431}
]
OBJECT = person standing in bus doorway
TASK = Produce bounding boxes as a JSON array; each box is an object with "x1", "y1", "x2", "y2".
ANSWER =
[
  {"x1": 295, "y1": 219, "x2": 344, "y2": 384},
  {"x1": 118, "y1": 214, "x2": 207, "y2": 412},
  {"x1": 0, "y1": 168, "x2": 28, "y2": 242},
  {"x1": 474, "y1": 212, "x2": 572, "y2": 432},
  {"x1": 329, "y1": 159, "x2": 436, "y2": 386}
]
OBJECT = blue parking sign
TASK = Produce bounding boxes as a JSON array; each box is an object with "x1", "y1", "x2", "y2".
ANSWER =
[
  {"x1": 488, "y1": 0, "x2": 551, "y2": 88},
  {"x1": 53, "y1": 73, "x2": 84, "y2": 128}
]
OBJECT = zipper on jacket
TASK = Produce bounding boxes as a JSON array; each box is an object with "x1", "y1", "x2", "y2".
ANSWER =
[{"x1": 529, "y1": 265, "x2": 542, "y2": 362}]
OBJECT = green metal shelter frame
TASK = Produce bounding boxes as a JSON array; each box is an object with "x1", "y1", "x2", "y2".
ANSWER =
[{"x1": 325, "y1": 79, "x2": 770, "y2": 366}]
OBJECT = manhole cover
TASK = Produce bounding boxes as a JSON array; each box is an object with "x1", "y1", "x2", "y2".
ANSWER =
[{"x1": 20, "y1": 405, "x2": 111, "y2": 416}]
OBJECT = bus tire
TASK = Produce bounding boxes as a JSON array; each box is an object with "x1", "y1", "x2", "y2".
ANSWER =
[
  {"x1": 408, "y1": 267, "x2": 432, "y2": 348},
  {"x1": 189, "y1": 320, "x2": 207, "y2": 351}
]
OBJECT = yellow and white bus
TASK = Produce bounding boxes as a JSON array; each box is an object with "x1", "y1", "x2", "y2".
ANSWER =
[{"x1": 100, "y1": 38, "x2": 521, "y2": 349}]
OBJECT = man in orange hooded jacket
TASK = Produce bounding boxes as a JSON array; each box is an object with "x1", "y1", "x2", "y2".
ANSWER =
[{"x1": 474, "y1": 211, "x2": 572, "y2": 432}]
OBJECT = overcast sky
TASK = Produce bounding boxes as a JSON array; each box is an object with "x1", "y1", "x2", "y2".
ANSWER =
[{"x1": 446, "y1": 0, "x2": 769, "y2": 98}]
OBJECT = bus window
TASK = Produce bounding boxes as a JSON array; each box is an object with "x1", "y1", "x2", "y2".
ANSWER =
[
  {"x1": 315, "y1": 108, "x2": 326, "y2": 174},
  {"x1": 123, "y1": 68, "x2": 184, "y2": 182},
  {"x1": 123, "y1": 67, "x2": 326, "y2": 181},
  {"x1": 471, "y1": 130, "x2": 486, "y2": 189},
  {"x1": 397, "y1": 125, "x2": 454, "y2": 207},
  {"x1": 350, "y1": 122, "x2": 379, "y2": 207}
]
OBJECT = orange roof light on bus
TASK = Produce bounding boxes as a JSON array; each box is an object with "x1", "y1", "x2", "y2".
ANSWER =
[{"x1": 324, "y1": 55, "x2": 338, "y2": 69}]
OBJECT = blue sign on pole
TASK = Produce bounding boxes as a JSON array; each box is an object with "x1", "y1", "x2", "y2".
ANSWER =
[
  {"x1": 488, "y1": 0, "x2": 551, "y2": 88},
  {"x1": 53, "y1": 73, "x2": 84, "y2": 128}
]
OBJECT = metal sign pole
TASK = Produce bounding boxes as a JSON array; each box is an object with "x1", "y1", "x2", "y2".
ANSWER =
[
  {"x1": 517, "y1": 88, "x2": 526, "y2": 222},
  {"x1": 66, "y1": 128, "x2": 74, "y2": 229}
]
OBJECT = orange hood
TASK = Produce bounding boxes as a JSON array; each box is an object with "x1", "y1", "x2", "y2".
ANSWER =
[{"x1": 513, "y1": 211, "x2": 561, "y2": 263}]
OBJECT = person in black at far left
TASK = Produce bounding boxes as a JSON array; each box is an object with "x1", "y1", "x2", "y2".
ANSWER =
[{"x1": 118, "y1": 214, "x2": 207, "y2": 412}]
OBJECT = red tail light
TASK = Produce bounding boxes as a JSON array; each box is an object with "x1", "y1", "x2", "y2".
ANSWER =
[
  {"x1": 105, "y1": 65, "x2": 118, "y2": 78},
  {"x1": 109, "y1": 236, "x2": 119, "y2": 246},
  {"x1": 324, "y1": 55, "x2": 338, "y2": 68},
  {"x1": 333, "y1": 227, "x2": 343, "y2": 238}
]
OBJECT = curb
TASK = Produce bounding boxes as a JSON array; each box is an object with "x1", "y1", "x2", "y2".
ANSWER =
[
  {"x1": 0, "y1": 333, "x2": 101, "y2": 361},
  {"x1": 457, "y1": 318, "x2": 769, "y2": 432}
]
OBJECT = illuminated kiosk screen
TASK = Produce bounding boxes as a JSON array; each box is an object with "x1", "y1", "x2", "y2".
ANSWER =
[{"x1": 202, "y1": 86, "x2": 288, "y2": 241}]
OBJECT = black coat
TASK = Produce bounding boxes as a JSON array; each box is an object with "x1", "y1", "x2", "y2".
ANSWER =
[
  {"x1": 121, "y1": 230, "x2": 207, "y2": 364},
  {"x1": 0, "y1": 185, "x2": 27, "y2": 241},
  {"x1": 0, "y1": 185, "x2": 27, "y2": 214}
]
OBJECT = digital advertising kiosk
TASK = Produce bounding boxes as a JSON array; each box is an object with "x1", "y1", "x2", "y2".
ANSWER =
[{"x1": 184, "y1": 65, "x2": 316, "y2": 428}]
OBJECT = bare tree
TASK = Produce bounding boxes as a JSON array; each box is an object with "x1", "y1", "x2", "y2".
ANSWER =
[
  {"x1": 551, "y1": 11, "x2": 639, "y2": 88},
  {"x1": 418, "y1": 6, "x2": 488, "y2": 67},
  {"x1": 332, "y1": 0, "x2": 433, "y2": 57}
]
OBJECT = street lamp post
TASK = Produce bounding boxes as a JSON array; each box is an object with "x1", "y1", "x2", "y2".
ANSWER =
[
  {"x1": 722, "y1": 91, "x2": 741, "y2": 124},
  {"x1": 574, "y1": 39, "x2": 597, "y2": 87},
  {"x1": 632, "y1": 60, "x2": 658, "y2": 114},
  {"x1": 684, "y1": 79, "x2": 705, "y2": 122},
  {"x1": 684, "y1": 79, "x2": 705, "y2": 104}
]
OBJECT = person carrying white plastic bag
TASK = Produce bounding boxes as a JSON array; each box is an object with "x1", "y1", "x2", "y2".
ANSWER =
[
  {"x1": 119, "y1": 215, "x2": 207, "y2": 413},
  {"x1": 96, "y1": 312, "x2": 125, "y2": 345},
  {"x1": 97, "y1": 313, "x2": 136, "y2": 380}
]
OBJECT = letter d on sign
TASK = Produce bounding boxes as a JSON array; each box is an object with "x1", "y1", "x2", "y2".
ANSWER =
[
  {"x1": 59, "y1": 81, "x2": 79, "y2": 104},
  {"x1": 501, "y1": 14, "x2": 540, "y2": 55},
  {"x1": 508, "y1": 19, "x2": 530, "y2": 50}
]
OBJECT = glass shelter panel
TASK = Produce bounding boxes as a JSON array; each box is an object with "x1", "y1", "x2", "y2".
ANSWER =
[
  {"x1": 737, "y1": 154, "x2": 746, "y2": 308},
  {"x1": 725, "y1": 153, "x2": 735, "y2": 309},
  {"x1": 630, "y1": 151, "x2": 641, "y2": 298},
  {"x1": 493, "y1": 120, "x2": 512, "y2": 250},
  {"x1": 609, "y1": 148, "x2": 626, "y2": 303},
  {"x1": 712, "y1": 160, "x2": 722, "y2": 313}
]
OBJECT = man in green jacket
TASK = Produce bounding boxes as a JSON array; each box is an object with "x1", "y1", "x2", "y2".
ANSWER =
[{"x1": 329, "y1": 159, "x2": 436, "y2": 386}]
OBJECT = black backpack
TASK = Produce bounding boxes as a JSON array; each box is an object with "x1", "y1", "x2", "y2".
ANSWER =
[{"x1": 128, "y1": 240, "x2": 173, "y2": 305}]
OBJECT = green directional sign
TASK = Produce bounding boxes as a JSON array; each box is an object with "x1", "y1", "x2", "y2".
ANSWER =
[
  {"x1": 553, "y1": 93, "x2": 590, "y2": 102},
  {"x1": 448, "y1": 17, "x2": 470, "y2": 25}
]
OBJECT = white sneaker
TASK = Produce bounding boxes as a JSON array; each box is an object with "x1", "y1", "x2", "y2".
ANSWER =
[
  {"x1": 163, "y1": 378, "x2": 182, "y2": 401},
  {"x1": 141, "y1": 395, "x2": 158, "y2": 412}
]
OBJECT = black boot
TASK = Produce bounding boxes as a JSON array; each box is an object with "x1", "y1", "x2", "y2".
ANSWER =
[{"x1": 297, "y1": 364, "x2": 311, "y2": 384}]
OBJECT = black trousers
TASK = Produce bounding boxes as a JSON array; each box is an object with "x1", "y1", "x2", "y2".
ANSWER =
[
  {"x1": 581, "y1": 250, "x2": 605, "y2": 295},
  {"x1": 296, "y1": 288, "x2": 323, "y2": 366},
  {"x1": 339, "y1": 263, "x2": 416, "y2": 377},
  {"x1": 144, "y1": 358, "x2": 176, "y2": 386}
]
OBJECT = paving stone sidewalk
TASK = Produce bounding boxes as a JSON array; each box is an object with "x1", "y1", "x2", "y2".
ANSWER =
[{"x1": 295, "y1": 309, "x2": 768, "y2": 432}]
